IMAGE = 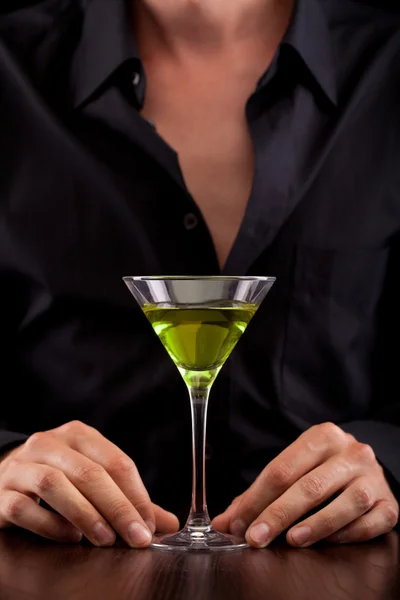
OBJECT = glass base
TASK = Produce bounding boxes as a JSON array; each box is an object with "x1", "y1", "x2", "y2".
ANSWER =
[{"x1": 150, "y1": 528, "x2": 249, "y2": 552}]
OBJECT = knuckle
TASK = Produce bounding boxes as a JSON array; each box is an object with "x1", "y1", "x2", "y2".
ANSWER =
[
  {"x1": 267, "y1": 462, "x2": 293, "y2": 490},
  {"x1": 25, "y1": 432, "x2": 48, "y2": 451},
  {"x1": 317, "y1": 422, "x2": 347, "y2": 445},
  {"x1": 231, "y1": 494, "x2": 243, "y2": 506},
  {"x1": 107, "y1": 455, "x2": 136, "y2": 477},
  {"x1": 60, "y1": 420, "x2": 88, "y2": 435},
  {"x1": 108, "y1": 499, "x2": 134, "y2": 522},
  {"x1": 35, "y1": 468, "x2": 64, "y2": 494},
  {"x1": 73, "y1": 463, "x2": 106, "y2": 486},
  {"x1": 353, "y1": 442, "x2": 376, "y2": 464},
  {"x1": 353, "y1": 485, "x2": 374, "y2": 511},
  {"x1": 299, "y1": 474, "x2": 327, "y2": 502},
  {"x1": 268, "y1": 504, "x2": 291, "y2": 530},
  {"x1": 4, "y1": 495, "x2": 28, "y2": 522}
]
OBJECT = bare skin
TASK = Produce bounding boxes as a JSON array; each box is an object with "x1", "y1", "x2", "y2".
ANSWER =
[
  {"x1": 133, "y1": 0, "x2": 294, "y2": 268},
  {"x1": 213, "y1": 424, "x2": 398, "y2": 548},
  {"x1": 0, "y1": 422, "x2": 179, "y2": 546}
]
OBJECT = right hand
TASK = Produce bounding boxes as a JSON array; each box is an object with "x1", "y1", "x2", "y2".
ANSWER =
[{"x1": 0, "y1": 421, "x2": 179, "y2": 547}]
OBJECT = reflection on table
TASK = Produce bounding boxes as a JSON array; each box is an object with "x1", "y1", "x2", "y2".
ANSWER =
[{"x1": 0, "y1": 531, "x2": 398, "y2": 600}]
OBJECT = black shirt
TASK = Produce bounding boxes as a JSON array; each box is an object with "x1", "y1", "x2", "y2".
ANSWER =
[{"x1": 0, "y1": 0, "x2": 400, "y2": 519}]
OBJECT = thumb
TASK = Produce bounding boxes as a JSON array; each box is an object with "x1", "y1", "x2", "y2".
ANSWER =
[{"x1": 152, "y1": 504, "x2": 180, "y2": 533}]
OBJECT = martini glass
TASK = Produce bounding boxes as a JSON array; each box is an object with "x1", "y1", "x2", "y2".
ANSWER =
[{"x1": 123, "y1": 276, "x2": 275, "y2": 551}]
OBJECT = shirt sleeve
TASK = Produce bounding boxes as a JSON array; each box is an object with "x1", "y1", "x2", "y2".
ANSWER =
[
  {"x1": 342, "y1": 240, "x2": 400, "y2": 504},
  {"x1": 0, "y1": 429, "x2": 28, "y2": 457}
]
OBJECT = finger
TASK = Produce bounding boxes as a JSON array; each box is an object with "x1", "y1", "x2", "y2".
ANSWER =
[
  {"x1": 326, "y1": 500, "x2": 399, "y2": 544},
  {"x1": 229, "y1": 423, "x2": 350, "y2": 535},
  {"x1": 281, "y1": 477, "x2": 378, "y2": 549},
  {"x1": 3, "y1": 461, "x2": 118, "y2": 547},
  {"x1": 0, "y1": 490, "x2": 83, "y2": 543},
  {"x1": 213, "y1": 495, "x2": 244, "y2": 533},
  {"x1": 52, "y1": 423, "x2": 155, "y2": 527},
  {"x1": 152, "y1": 504, "x2": 180, "y2": 533},
  {"x1": 59, "y1": 448, "x2": 153, "y2": 547},
  {"x1": 9, "y1": 446, "x2": 153, "y2": 549},
  {"x1": 239, "y1": 449, "x2": 367, "y2": 545}
]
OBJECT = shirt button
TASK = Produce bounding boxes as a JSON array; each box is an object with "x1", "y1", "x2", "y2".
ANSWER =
[
  {"x1": 184, "y1": 213, "x2": 198, "y2": 231},
  {"x1": 132, "y1": 72, "x2": 141, "y2": 87}
]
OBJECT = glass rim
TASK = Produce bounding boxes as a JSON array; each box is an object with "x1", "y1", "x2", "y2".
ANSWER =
[{"x1": 123, "y1": 275, "x2": 276, "y2": 282}]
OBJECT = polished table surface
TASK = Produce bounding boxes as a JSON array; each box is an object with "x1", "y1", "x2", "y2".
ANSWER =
[{"x1": 0, "y1": 531, "x2": 399, "y2": 600}]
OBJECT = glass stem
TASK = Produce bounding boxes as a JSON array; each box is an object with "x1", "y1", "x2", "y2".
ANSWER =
[{"x1": 185, "y1": 385, "x2": 212, "y2": 532}]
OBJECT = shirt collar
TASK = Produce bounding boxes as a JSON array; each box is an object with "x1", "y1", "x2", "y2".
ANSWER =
[
  {"x1": 69, "y1": 0, "x2": 138, "y2": 109},
  {"x1": 282, "y1": 0, "x2": 338, "y2": 106},
  {"x1": 68, "y1": 0, "x2": 337, "y2": 110}
]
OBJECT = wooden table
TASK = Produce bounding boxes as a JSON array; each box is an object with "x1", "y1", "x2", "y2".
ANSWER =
[{"x1": 0, "y1": 531, "x2": 399, "y2": 600}]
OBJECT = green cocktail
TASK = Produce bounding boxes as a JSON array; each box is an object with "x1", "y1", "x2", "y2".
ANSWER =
[{"x1": 143, "y1": 304, "x2": 257, "y2": 388}]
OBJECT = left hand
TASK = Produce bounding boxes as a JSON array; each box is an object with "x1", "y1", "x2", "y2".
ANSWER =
[{"x1": 212, "y1": 423, "x2": 399, "y2": 548}]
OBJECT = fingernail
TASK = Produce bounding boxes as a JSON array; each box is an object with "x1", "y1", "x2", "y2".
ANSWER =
[
  {"x1": 145, "y1": 519, "x2": 156, "y2": 535},
  {"x1": 93, "y1": 522, "x2": 116, "y2": 546},
  {"x1": 230, "y1": 519, "x2": 247, "y2": 538},
  {"x1": 69, "y1": 529, "x2": 83, "y2": 543},
  {"x1": 291, "y1": 526, "x2": 312, "y2": 547},
  {"x1": 127, "y1": 522, "x2": 152, "y2": 547},
  {"x1": 249, "y1": 523, "x2": 270, "y2": 547}
]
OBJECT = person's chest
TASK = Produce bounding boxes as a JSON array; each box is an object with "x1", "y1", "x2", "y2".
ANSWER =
[{"x1": 140, "y1": 60, "x2": 264, "y2": 269}]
